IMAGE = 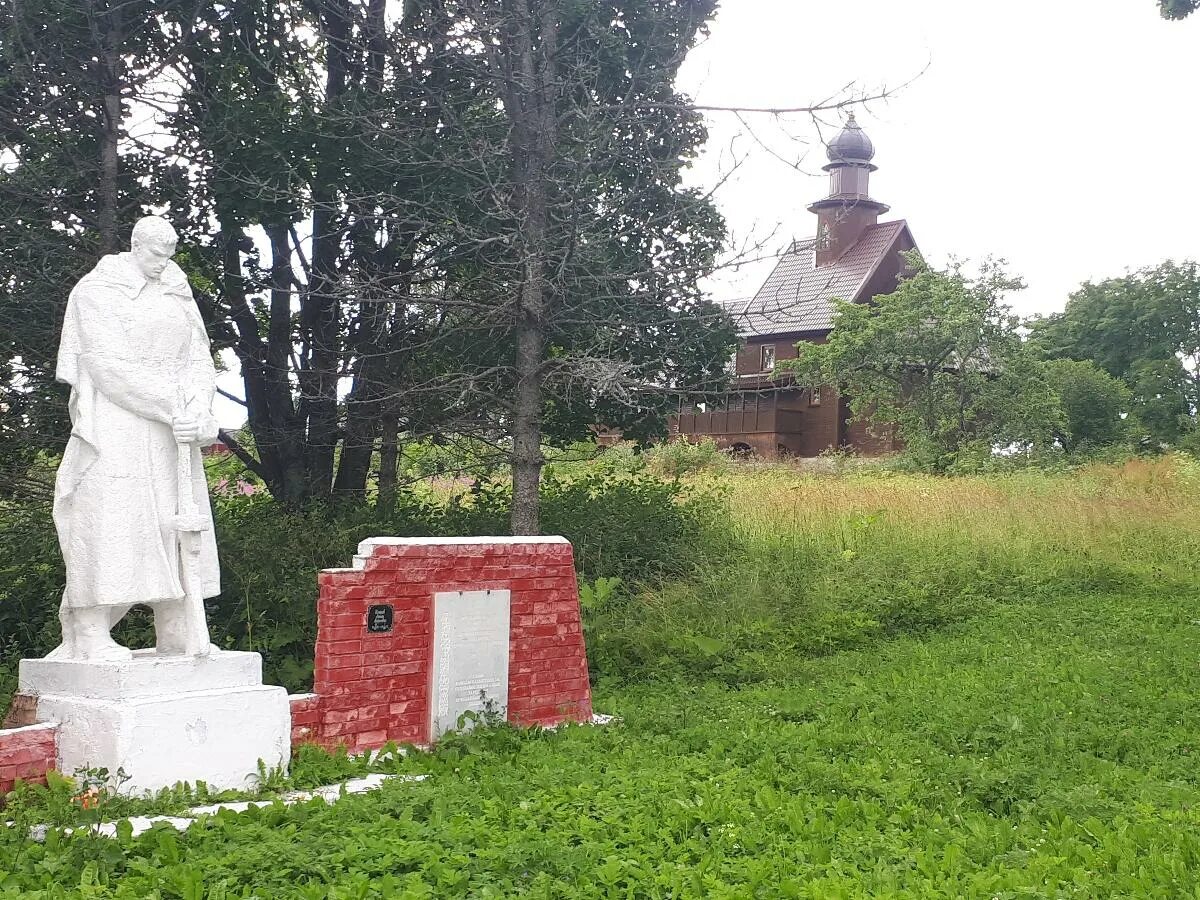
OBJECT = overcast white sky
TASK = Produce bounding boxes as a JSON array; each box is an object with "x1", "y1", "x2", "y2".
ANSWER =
[{"x1": 678, "y1": 0, "x2": 1200, "y2": 319}]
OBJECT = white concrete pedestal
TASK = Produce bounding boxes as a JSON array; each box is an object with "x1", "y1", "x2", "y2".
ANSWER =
[{"x1": 18, "y1": 651, "x2": 290, "y2": 794}]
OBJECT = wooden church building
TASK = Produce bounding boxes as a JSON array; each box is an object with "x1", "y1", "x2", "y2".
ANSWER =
[{"x1": 672, "y1": 114, "x2": 919, "y2": 458}]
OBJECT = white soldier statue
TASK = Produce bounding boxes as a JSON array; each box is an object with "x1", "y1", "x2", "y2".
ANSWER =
[{"x1": 51, "y1": 215, "x2": 221, "y2": 661}]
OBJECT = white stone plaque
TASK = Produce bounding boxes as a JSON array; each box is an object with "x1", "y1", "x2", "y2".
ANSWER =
[{"x1": 430, "y1": 589, "x2": 511, "y2": 739}]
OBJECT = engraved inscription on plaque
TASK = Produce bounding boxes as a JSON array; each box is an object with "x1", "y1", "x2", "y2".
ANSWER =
[
  {"x1": 366, "y1": 604, "x2": 394, "y2": 633},
  {"x1": 430, "y1": 589, "x2": 511, "y2": 739}
]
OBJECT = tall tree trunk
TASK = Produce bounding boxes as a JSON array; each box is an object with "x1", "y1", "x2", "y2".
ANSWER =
[
  {"x1": 510, "y1": 293, "x2": 545, "y2": 534},
  {"x1": 332, "y1": 0, "x2": 390, "y2": 499},
  {"x1": 221, "y1": 221, "x2": 307, "y2": 499},
  {"x1": 303, "y1": 0, "x2": 351, "y2": 499},
  {"x1": 97, "y1": 4, "x2": 122, "y2": 254},
  {"x1": 332, "y1": 374, "x2": 380, "y2": 495},
  {"x1": 265, "y1": 222, "x2": 309, "y2": 503},
  {"x1": 219, "y1": 224, "x2": 278, "y2": 485},
  {"x1": 505, "y1": 0, "x2": 557, "y2": 535},
  {"x1": 377, "y1": 413, "x2": 399, "y2": 519},
  {"x1": 366, "y1": 0, "x2": 386, "y2": 92}
]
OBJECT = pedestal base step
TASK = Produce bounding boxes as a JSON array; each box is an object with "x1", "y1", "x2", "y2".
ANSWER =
[
  {"x1": 20, "y1": 651, "x2": 290, "y2": 794},
  {"x1": 37, "y1": 684, "x2": 290, "y2": 794},
  {"x1": 19, "y1": 650, "x2": 264, "y2": 699}
]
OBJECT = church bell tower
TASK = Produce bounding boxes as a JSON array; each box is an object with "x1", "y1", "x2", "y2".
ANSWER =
[{"x1": 808, "y1": 113, "x2": 890, "y2": 267}]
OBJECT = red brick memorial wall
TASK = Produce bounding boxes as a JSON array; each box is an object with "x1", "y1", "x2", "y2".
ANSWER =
[
  {"x1": 302, "y1": 536, "x2": 593, "y2": 752},
  {"x1": 0, "y1": 723, "x2": 58, "y2": 794}
]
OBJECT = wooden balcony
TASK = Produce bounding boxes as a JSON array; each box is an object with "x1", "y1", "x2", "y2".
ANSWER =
[{"x1": 672, "y1": 405, "x2": 805, "y2": 437}]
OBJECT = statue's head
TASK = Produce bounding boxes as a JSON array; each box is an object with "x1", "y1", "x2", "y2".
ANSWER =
[{"x1": 130, "y1": 216, "x2": 178, "y2": 281}]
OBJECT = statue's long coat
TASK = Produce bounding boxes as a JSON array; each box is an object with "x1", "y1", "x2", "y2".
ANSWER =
[{"x1": 54, "y1": 253, "x2": 221, "y2": 608}]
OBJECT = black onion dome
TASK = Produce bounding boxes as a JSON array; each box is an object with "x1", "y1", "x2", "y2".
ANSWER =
[{"x1": 826, "y1": 112, "x2": 875, "y2": 163}]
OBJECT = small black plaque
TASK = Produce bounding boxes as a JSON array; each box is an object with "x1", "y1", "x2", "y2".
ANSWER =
[{"x1": 367, "y1": 604, "x2": 394, "y2": 633}]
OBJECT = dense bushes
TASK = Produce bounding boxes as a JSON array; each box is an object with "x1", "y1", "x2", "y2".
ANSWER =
[
  {"x1": 581, "y1": 455, "x2": 1200, "y2": 685},
  {"x1": 0, "y1": 466, "x2": 721, "y2": 696},
  {"x1": 6, "y1": 453, "x2": 1197, "y2": 704},
  {"x1": 211, "y1": 469, "x2": 720, "y2": 691},
  {"x1": 0, "y1": 503, "x2": 62, "y2": 670}
]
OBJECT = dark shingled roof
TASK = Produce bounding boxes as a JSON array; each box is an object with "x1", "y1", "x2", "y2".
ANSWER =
[{"x1": 727, "y1": 220, "x2": 909, "y2": 338}]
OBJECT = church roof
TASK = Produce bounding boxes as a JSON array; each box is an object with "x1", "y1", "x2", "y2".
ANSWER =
[{"x1": 728, "y1": 220, "x2": 911, "y2": 338}]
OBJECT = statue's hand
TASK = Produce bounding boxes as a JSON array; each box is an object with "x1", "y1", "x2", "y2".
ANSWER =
[
  {"x1": 172, "y1": 415, "x2": 202, "y2": 444},
  {"x1": 196, "y1": 414, "x2": 221, "y2": 448}
]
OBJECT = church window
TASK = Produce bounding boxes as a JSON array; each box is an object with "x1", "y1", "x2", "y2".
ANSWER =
[{"x1": 760, "y1": 345, "x2": 775, "y2": 372}]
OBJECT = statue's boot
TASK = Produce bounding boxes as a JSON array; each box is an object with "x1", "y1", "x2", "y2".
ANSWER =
[
  {"x1": 79, "y1": 640, "x2": 136, "y2": 663},
  {"x1": 45, "y1": 601, "x2": 77, "y2": 660},
  {"x1": 51, "y1": 607, "x2": 133, "y2": 662}
]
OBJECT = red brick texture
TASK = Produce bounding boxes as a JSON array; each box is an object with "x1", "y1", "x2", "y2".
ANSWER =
[
  {"x1": 289, "y1": 693, "x2": 322, "y2": 746},
  {"x1": 0, "y1": 723, "x2": 58, "y2": 794},
  {"x1": 304, "y1": 538, "x2": 593, "y2": 753}
]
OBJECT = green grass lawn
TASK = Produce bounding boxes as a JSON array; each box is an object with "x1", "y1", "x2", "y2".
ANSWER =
[
  {"x1": 4, "y1": 457, "x2": 1200, "y2": 897},
  {"x1": 5, "y1": 585, "x2": 1200, "y2": 898}
]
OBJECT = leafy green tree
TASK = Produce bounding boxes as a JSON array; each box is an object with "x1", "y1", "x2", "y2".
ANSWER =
[
  {"x1": 779, "y1": 256, "x2": 1061, "y2": 471},
  {"x1": 0, "y1": 0, "x2": 190, "y2": 497},
  {"x1": 0, "y1": 0, "x2": 737, "y2": 528},
  {"x1": 456, "y1": 0, "x2": 733, "y2": 530},
  {"x1": 1160, "y1": 0, "x2": 1197, "y2": 18},
  {"x1": 1043, "y1": 359, "x2": 1133, "y2": 452},
  {"x1": 1027, "y1": 260, "x2": 1198, "y2": 446}
]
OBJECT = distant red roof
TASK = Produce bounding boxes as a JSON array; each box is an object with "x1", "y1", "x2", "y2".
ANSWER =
[{"x1": 727, "y1": 220, "x2": 914, "y2": 338}]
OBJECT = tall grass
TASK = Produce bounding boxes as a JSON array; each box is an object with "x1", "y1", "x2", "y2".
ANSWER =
[{"x1": 586, "y1": 455, "x2": 1200, "y2": 683}]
